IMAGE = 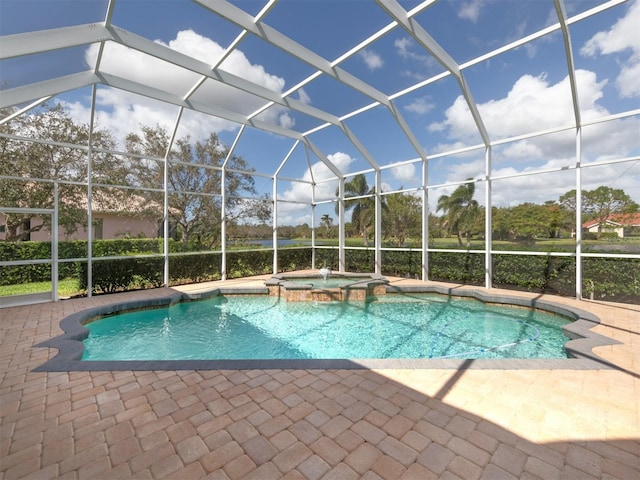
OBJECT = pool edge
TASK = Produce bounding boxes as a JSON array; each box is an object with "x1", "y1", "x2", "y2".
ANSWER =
[{"x1": 32, "y1": 286, "x2": 623, "y2": 373}]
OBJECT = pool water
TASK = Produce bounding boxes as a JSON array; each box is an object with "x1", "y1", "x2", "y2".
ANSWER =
[{"x1": 82, "y1": 294, "x2": 571, "y2": 361}]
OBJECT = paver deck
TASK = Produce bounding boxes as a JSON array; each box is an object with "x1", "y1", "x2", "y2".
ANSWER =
[{"x1": 1, "y1": 275, "x2": 639, "y2": 479}]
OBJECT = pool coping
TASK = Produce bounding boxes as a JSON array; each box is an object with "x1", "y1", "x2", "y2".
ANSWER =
[{"x1": 32, "y1": 285, "x2": 623, "y2": 372}]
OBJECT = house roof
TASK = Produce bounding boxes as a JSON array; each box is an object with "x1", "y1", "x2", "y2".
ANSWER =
[{"x1": 583, "y1": 212, "x2": 640, "y2": 229}]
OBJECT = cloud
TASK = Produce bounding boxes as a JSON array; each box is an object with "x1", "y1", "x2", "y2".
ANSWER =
[
  {"x1": 394, "y1": 37, "x2": 413, "y2": 59},
  {"x1": 457, "y1": 0, "x2": 484, "y2": 23},
  {"x1": 162, "y1": 30, "x2": 286, "y2": 92},
  {"x1": 580, "y1": 0, "x2": 640, "y2": 98},
  {"x1": 431, "y1": 70, "x2": 609, "y2": 142},
  {"x1": 580, "y1": 0, "x2": 640, "y2": 57},
  {"x1": 394, "y1": 37, "x2": 440, "y2": 75},
  {"x1": 500, "y1": 140, "x2": 543, "y2": 161},
  {"x1": 404, "y1": 96, "x2": 435, "y2": 115},
  {"x1": 616, "y1": 61, "x2": 640, "y2": 98},
  {"x1": 278, "y1": 112, "x2": 295, "y2": 129},
  {"x1": 431, "y1": 155, "x2": 594, "y2": 209},
  {"x1": 278, "y1": 151, "x2": 353, "y2": 201},
  {"x1": 428, "y1": 65, "x2": 640, "y2": 207},
  {"x1": 274, "y1": 152, "x2": 356, "y2": 224},
  {"x1": 71, "y1": 30, "x2": 289, "y2": 143},
  {"x1": 359, "y1": 49, "x2": 384, "y2": 71},
  {"x1": 297, "y1": 88, "x2": 312, "y2": 104},
  {"x1": 488, "y1": 159, "x2": 640, "y2": 207},
  {"x1": 391, "y1": 163, "x2": 416, "y2": 183}
]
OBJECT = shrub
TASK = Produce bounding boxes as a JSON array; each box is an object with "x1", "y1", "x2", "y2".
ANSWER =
[
  {"x1": 583, "y1": 257, "x2": 639, "y2": 303},
  {"x1": 2, "y1": 240, "x2": 638, "y2": 304},
  {"x1": 278, "y1": 248, "x2": 312, "y2": 272},
  {"x1": 169, "y1": 253, "x2": 221, "y2": 285},
  {"x1": 428, "y1": 252, "x2": 484, "y2": 285},
  {"x1": 492, "y1": 255, "x2": 575, "y2": 296},
  {"x1": 78, "y1": 257, "x2": 163, "y2": 294},
  {"x1": 227, "y1": 250, "x2": 272, "y2": 278}
]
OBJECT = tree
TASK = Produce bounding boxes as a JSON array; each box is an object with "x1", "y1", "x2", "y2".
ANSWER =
[
  {"x1": 542, "y1": 200, "x2": 571, "y2": 238},
  {"x1": 336, "y1": 174, "x2": 377, "y2": 246},
  {"x1": 294, "y1": 223, "x2": 311, "y2": 239},
  {"x1": 319, "y1": 214, "x2": 333, "y2": 238},
  {"x1": 383, "y1": 192, "x2": 421, "y2": 247},
  {"x1": 0, "y1": 104, "x2": 124, "y2": 241},
  {"x1": 560, "y1": 186, "x2": 638, "y2": 239},
  {"x1": 584, "y1": 186, "x2": 638, "y2": 239},
  {"x1": 493, "y1": 203, "x2": 558, "y2": 242},
  {"x1": 125, "y1": 125, "x2": 270, "y2": 249},
  {"x1": 436, "y1": 180, "x2": 480, "y2": 247}
]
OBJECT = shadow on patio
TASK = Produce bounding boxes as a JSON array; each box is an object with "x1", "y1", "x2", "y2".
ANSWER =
[{"x1": 1, "y1": 286, "x2": 639, "y2": 479}]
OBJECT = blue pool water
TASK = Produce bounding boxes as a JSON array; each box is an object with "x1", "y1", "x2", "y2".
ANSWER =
[{"x1": 82, "y1": 294, "x2": 571, "y2": 361}]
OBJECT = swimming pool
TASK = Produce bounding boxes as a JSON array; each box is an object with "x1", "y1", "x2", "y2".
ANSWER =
[{"x1": 81, "y1": 293, "x2": 571, "y2": 361}]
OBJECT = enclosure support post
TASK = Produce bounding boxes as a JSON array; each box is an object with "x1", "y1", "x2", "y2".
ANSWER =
[
  {"x1": 52, "y1": 183, "x2": 59, "y2": 302},
  {"x1": 311, "y1": 185, "x2": 316, "y2": 270},
  {"x1": 272, "y1": 176, "x2": 278, "y2": 274},
  {"x1": 221, "y1": 167, "x2": 227, "y2": 281},
  {"x1": 164, "y1": 108, "x2": 183, "y2": 287},
  {"x1": 220, "y1": 127, "x2": 245, "y2": 281},
  {"x1": 421, "y1": 158, "x2": 428, "y2": 281},
  {"x1": 86, "y1": 85, "x2": 97, "y2": 298},
  {"x1": 374, "y1": 170, "x2": 382, "y2": 275},
  {"x1": 338, "y1": 177, "x2": 346, "y2": 272},
  {"x1": 485, "y1": 146, "x2": 492, "y2": 289},
  {"x1": 575, "y1": 127, "x2": 583, "y2": 300}
]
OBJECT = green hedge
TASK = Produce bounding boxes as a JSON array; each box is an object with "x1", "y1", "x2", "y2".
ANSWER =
[
  {"x1": 78, "y1": 258, "x2": 164, "y2": 294},
  {"x1": 169, "y1": 253, "x2": 221, "y2": 285},
  {"x1": 277, "y1": 248, "x2": 312, "y2": 273},
  {"x1": 583, "y1": 257, "x2": 640, "y2": 303},
  {"x1": 227, "y1": 250, "x2": 273, "y2": 278},
  {"x1": 2, "y1": 239, "x2": 638, "y2": 303},
  {"x1": 0, "y1": 239, "x2": 166, "y2": 285},
  {"x1": 314, "y1": 249, "x2": 340, "y2": 271}
]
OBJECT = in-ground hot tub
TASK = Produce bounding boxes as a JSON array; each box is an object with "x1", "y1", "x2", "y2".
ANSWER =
[{"x1": 265, "y1": 272, "x2": 388, "y2": 301}]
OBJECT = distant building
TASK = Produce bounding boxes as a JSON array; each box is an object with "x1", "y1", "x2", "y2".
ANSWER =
[
  {"x1": 582, "y1": 213, "x2": 640, "y2": 238},
  {"x1": 0, "y1": 194, "x2": 163, "y2": 241}
]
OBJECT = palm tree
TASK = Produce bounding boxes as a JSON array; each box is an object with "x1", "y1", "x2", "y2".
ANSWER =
[
  {"x1": 336, "y1": 174, "x2": 376, "y2": 246},
  {"x1": 319, "y1": 214, "x2": 333, "y2": 237},
  {"x1": 437, "y1": 180, "x2": 479, "y2": 247}
]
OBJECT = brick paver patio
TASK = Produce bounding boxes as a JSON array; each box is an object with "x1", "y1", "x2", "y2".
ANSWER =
[{"x1": 1, "y1": 276, "x2": 639, "y2": 479}]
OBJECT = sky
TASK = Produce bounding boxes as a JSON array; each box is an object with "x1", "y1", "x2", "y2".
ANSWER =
[{"x1": 1, "y1": 0, "x2": 639, "y2": 226}]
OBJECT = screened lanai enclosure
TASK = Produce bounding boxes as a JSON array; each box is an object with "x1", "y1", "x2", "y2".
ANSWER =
[{"x1": 1, "y1": 0, "x2": 639, "y2": 307}]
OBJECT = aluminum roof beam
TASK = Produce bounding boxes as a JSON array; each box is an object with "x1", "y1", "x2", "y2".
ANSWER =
[
  {"x1": 195, "y1": 0, "x2": 392, "y2": 172},
  {"x1": 376, "y1": 0, "x2": 490, "y2": 146},
  {"x1": 0, "y1": 23, "x2": 109, "y2": 60},
  {"x1": 554, "y1": 0, "x2": 582, "y2": 128},
  {"x1": 195, "y1": 0, "x2": 434, "y2": 171},
  {"x1": 0, "y1": 71, "x2": 99, "y2": 109},
  {"x1": 196, "y1": 0, "x2": 391, "y2": 108},
  {"x1": 1, "y1": 23, "x2": 340, "y2": 133}
]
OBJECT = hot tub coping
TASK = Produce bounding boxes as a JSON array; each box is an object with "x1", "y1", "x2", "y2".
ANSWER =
[{"x1": 265, "y1": 272, "x2": 388, "y2": 287}]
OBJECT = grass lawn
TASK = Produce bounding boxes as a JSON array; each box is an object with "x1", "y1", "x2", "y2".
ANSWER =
[{"x1": 0, "y1": 278, "x2": 82, "y2": 298}]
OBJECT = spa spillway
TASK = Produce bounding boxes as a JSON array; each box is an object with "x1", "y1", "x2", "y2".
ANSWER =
[{"x1": 265, "y1": 272, "x2": 388, "y2": 302}]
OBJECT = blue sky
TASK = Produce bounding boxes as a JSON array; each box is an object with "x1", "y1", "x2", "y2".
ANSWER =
[{"x1": 1, "y1": 0, "x2": 639, "y2": 225}]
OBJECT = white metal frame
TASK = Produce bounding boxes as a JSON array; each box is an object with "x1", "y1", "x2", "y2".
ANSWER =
[{"x1": 1, "y1": 0, "x2": 638, "y2": 305}]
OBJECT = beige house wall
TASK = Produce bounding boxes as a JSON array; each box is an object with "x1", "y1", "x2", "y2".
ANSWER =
[
  {"x1": 585, "y1": 223, "x2": 624, "y2": 238},
  {"x1": 0, "y1": 213, "x2": 159, "y2": 241}
]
